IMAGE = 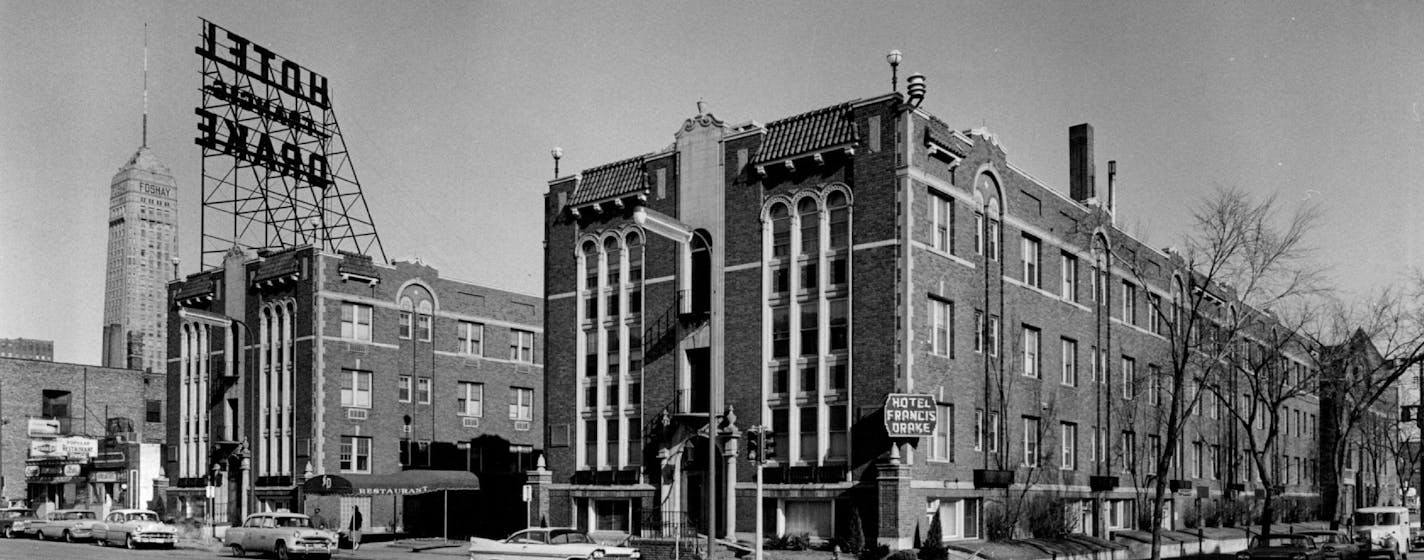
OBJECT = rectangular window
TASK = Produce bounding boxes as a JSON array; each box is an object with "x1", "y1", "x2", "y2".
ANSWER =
[
  {"x1": 1148, "y1": 364, "x2": 1161, "y2": 405},
  {"x1": 458, "y1": 382, "x2": 483, "y2": 417},
  {"x1": 974, "y1": 409, "x2": 984, "y2": 451},
  {"x1": 1022, "y1": 235, "x2": 1041, "y2": 288},
  {"x1": 799, "y1": 305, "x2": 818, "y2": 356},
  {"x1": 1061, "y1": 422, "x2": 1077, "y2": 470},
  {"x1": 341, "y1": 303, "x2": 372, "y2": 341},
  {"x1": 1122, "y1": 282, "x2": 1138, "y2": 325},
  {"x1": 1122, "y1": 431, "x2": 1137, "y2": 472},
  {"x1": 1088, "y1": 265, "x2": 1098, "y2": 303},
  {"x1": 1192, "y1": 441, "x2": 1204, "y2": 479},
  {"x1": 987, "y1": 219, "x2": 1001, "y2": 261},
  {"x1": 399, "y1": 375, "x2": 412, "y2": 403},
  {"x1": 510, "y1": 387, "x2": 534, "y2": 420},
  {"x1": 1061, "y1": 252, "x2": 1078, "y2": 301},
  {"x1": 399, "y1": 310, "x2": 412, "y2": 339},
  {"x1": 459, "y1": 321, "x2": 484, "y2": 356},
  {"x1": 829, "y1": 299, "x2": 848, "y2": 352},
  {"x1": 340, "y1": 436, "x2": 372, "y2": 473},
  {"x1": 974, "y1": 311, "x2": 984, "y2": 353},
  {"x1": 1061, "y1": 338, "x2": 1078, "y2": 386},
  {"x1": 988, "y1": 315, "x2": 1000, "y2": 357},
  {"x1": 145, "y1": 399, "x2": 162, "y2": 423},
  {"x1": 1023, "y1": 417, "x2": 1040, "y2": 467},
  {"x1": 1022, "y1": 325, "x2": 1040, "y2": 378},
  {"x1": 418, "y1": 377, "x2": 431, "y2": 404},
  {"x1": 1121, "y1": 356, "x2": 1136, "y2": 399},
  {"x1": 340, "y1": 369, "x2": 372, "y2": 408},
  {"x1": 931, "y1": 297, "x2": 953, "y2": 356},
  {"x1": 930, "y1": 403, "x2": 953, "y2": 462},
  {"x1": 975, "y1": 213, "x2": 984, "y2": 255},
  {"x1": 510, "y1": 330, "x2": 535, "y2": 363},
  {"x1": 989, "y1": 411, "x2": 1000, "y2": 453},
  {"x1": 933, "y1": 194, "x2": 953, "y2": 254},
  {"x1": 418, "y1": 313, "x2": 432, "y2": 341},
  {"x1": 1148, "y1": 294, "x2": 1163, "y2": 334},
  {"x1": 772, "y1": 306, "x2": 790, "y2": 359}
]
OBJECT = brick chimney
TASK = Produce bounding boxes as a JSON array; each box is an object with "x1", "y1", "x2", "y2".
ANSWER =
[{"x1": 1069, "y1": 123, "x2": 1095, "y2": 204}]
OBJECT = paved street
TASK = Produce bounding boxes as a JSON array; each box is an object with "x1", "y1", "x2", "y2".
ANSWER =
[{"x1": 0, "y1": 537, "x2": 471, "y2": 560}]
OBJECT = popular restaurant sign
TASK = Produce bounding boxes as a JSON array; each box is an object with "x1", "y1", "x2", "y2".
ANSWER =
[
  {"x1": 195, "y1": 19, "x2": 333, "y2": 188},
  {"x1": 883, "y1": 393, "x2": 938, "y2": 437}
]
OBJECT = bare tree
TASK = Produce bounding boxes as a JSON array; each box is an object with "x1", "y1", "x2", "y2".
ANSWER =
[
  {"x1": 1312, "y1": 278, "x2": 1424, "y2": 529},
  {"x1": 1094, "y1": 186, "x2": 1323, "y2": 560}
]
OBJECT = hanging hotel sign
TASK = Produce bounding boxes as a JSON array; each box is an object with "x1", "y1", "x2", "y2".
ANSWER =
[{"x1": 883, "y1": 393, "x2": 938, "y2": 437}]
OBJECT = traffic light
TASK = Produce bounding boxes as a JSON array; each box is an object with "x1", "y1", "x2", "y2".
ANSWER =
[
  {"x1": 763, "y1": 431, "x2": 777, "y2": 461},
  {"x1": 746, "y1": 430, "x2": 762, "y2": 462}
]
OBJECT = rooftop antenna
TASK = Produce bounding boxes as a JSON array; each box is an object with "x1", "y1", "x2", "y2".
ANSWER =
[{"x1": 142, "y1": 23, "x2": 149, "y2": 147}]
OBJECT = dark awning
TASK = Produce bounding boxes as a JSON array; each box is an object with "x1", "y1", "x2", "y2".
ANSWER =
[{"x1": 300, "y1": 470, "x2": 480, "y2": 496}]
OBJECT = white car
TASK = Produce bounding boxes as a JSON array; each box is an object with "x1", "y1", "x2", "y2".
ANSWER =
[
  {"x1": 93, "y1": 508, "x2": 177, "y2": 549},
  {"x1": 1356, "y1": 506, "x2": 1412, "y2": 560},
  {"x1": 469, "y1": 528, "x2": 640, "y2": 560},
  {"x1": 223, "y1": 512, "x2": 338, "y2": 559},
  {"x1": 31, "y1": 509, "x2": 100, "y2": 542}
]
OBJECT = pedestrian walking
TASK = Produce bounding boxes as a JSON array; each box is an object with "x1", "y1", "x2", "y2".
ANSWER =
[{"x1": 349, "y1": 505, "x2": 363, "y2": 551}]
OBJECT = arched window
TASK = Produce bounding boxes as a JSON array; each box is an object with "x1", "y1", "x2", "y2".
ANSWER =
[
  {"x1": 399, "y1": 296, "x2": 414, "y2": 339},
  {"x1": 827, "y1": 191, "x2": 849, "y2": 250},
  {"x1": 626, "y1": 233, "x2": 643, "y2": 315},
  {"x1": 604, "y1": 237, "x2": 622, "y2": 317},
  {"x1": 416, "y1": 299, "x2": 433, "y2": 342},
  {"x1": 771, "y1": 203, "x2": 791, "y2": 259},
  {"x1": 582, "y1": 241, "x2": 599, "y2": 321},
  {"x1": 798, "y1": 198, "x2": 819, "y2": 256}
]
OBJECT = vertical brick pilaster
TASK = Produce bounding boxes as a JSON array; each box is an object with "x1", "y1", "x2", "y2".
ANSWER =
[{"x1": 876, "y1": 445, "x2": 913, "y2": 549}]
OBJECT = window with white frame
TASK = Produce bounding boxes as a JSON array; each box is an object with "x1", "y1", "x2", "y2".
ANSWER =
[
  {"x1": 1061, "y1": 252, "x2": 1078, "y2": 301},
  {"x1": 1148, "y1": 364, "x2": 1161, "y2": 405},
  {"x1": 975, "y1": 213, "x2": 984, "y2": 256},
  {"x1": 459, "y1": 321, "x2": 484, "y2": 356},
  {"x1": 930, "y1": 402, "x2": 953, "y2": 461},
  {"x1": 509, "y1": 387, "x2": 533, "y2": 420},
  {"x1": 1061, "y1": 422, "x2": 1077, "y2": 470},
  {"x1": 931, "y1": 297, "x2": 953, "y2": 356},
  {"x1": 974, "y1": 310, "x2": 984, "y2": 353},
  {"x1": 1148, "y1": 293, "x2": 1163, "y2": 334},
  {"x1": 1122, "y1": 431, "x2": 1137, "y2": 472},
  {"x1": 1061, "y1": 338, "x2": 1078, "y2": 386},
  {"x1": 989, "y1": 411, "x2": 1001, "y2": 453},
  {"x1": 510, "y1": 330, "x2": 535, "y2": 362},
  {"x1": 1122, "y1": 281, "x2": 1138, "y2": 326},
  {"x1": 987, "y1": 218, "x2": 1001, "y2": 261},
  {"x1": 974, "y1": 409, "x2": 984, "y2": 451},
  {"x1": 341, "y1": 303, "x2": 372, "y2": 341},
  {"x1": 398, "y1": 375, "x2": 412, "y2": 403},
  {"x1": 1192, "y1": 441, "x2": 1203, "y2": 479},
  {"x1": 988, "y1": 315, "x2": 1000, "y2": 357},
  {"x1": 458, "y1": 382, "x2": 483, "y2": 417},
  {"x1": 417, "y1": 377, "x2": 431, "y2": 404},
  {"x1": 1122, "y1": 356, "x2": 1136, "y2": 399},
  {"x1": 417, "y1": 300, "x2": 433, "y2": 341},
  {"x1": 1022, "y1": 235, "x2": 1041, "y2": 288},
  {"x1": 932, "y1": 498, "x2": 981, "y2": 540},
  {"x1": 1022, "y1": 325, "x2": 1040, "y2": 378},
  {"x1": 340, "y1": 436, "x2": 371, "y2": 473},
  {"x1": 1023, "y1": 416, "x2": 1040, "y2": 467},
  {"x1": 399, "y1": 297, "x2": 413, "y2": 339},
  {"x1": 932, "y1": 193, "x2": 953, "y2": 254},
  {"x1": 340, "y1": 369, "x2": 372, "y2": 408}
]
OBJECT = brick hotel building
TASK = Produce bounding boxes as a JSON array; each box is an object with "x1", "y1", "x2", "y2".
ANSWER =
[
  {"x1": 165, "y1": 246, "x2": 543, "y2": 538},
  {"x1": 540, "y1": 93, "x2": 1352, "y2": 546}
]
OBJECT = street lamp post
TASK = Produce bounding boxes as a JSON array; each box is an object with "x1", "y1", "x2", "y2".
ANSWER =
[{"x1": 886, "y1": 50, "x2": 902, "y2": 93}]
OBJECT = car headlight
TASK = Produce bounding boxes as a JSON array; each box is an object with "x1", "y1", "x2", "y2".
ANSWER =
[
  {"x1": 631, "y1": 551, "x2": 641, "y2": 559},
  {"x1": 590, "y1": 550, "x2": 606, "y2": 559},
  {"x1": 1292, "y1": 554, "x2": 1308, "y2": 560},
  {"x1": 1236, "y1": 552, "x2": 1250, "y2": 560}
]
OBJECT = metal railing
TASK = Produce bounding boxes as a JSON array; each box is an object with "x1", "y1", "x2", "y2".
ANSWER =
[{"x1": 637, "y1": 510, "x2": 700, "y2": 539}]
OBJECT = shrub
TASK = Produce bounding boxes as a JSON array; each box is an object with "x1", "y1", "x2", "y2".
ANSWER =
[
  {"x1": 1025, "y1": 495, "x2": 1077, "y2": 538},
  {"x1": 919, "y1": 511, "x2": 947, "y2": 560},
  {"x1": 838, "y1": 506, "x2": 866, "y2": 555},
  {"x1": 887, "y1": 550, "x2": 918, "y2": 560},
  {"x1": 1184, "y1": 505, "x2": 1201, "y2": 529},
  {"x1": 1203, "y1": 500, "x2": 1222, "y2": 528},
  {"x1": 983, "y1": 502, "x2": 1018, "y2": 541},
  {"x1": 767, "y1": 533, "x2": 813, "y2": 551}
]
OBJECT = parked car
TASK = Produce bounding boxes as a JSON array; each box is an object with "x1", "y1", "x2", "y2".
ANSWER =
[
  {"x1": 1301, "y1": 530, "x2": 1363, "y2": 560},
  {"x1": 0, "y1": 508, "x2": 38, "y2": 538},
  {"x1": 1356, "y1": 506, "x2": 1413, "y2": 560},
  {"x1": 93, "y1": 508, "x2": 177, "y2": 549},
  {"x1": 31, "y1": 509, "x2": 100, "y2": 542},
  {"x1": 469, "y1": 528, "x2": 641, "y2": 560},
  {"x1": 223, "y1": 512, "x2": 338, "y2": 559},
  {"x1": 1237, "y1": 534, "x2": 1328, "y2": 560}
]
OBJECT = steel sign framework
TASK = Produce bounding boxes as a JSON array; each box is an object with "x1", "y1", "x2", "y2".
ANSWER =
[{"x1": 195, "y1": 18, "x2": 386, "y2": 268}]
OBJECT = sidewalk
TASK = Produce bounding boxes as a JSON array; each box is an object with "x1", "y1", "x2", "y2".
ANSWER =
[{"x1": 179, "y1": 537, "x2": 470, "y2": 558}]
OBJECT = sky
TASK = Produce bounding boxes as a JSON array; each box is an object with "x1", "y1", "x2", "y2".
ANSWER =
[{"x1": 1, "y1": 1, "x2": 1420, "y2": 365}]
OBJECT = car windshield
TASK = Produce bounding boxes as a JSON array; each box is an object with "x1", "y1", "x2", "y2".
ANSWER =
[
  {"x1": 1355, "y1": 512, "x2": 1401, "y2": 526},
  {"x1": 127, "y1": 512, "x2": 159, "y2": 522},
  {"x1": 550, "y1": 530, "x2": 592, "y2": 544},
  {"x1": 276, "y1": 517, "x2": 312, "y2": 528},
  {"x1": 0, "y1": 510, "x2": 30, "y2": 519},
  {"x1": 1257, "y1": 536, "x2": 1309, "y2": 548},
  {"x1": 65, "y1": 511, "x2": 95, "y2": 520}
]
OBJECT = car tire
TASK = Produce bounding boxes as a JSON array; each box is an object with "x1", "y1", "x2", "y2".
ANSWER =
[
  {"x1": 63, "y1": 530, "x2": 73, "y2": 543},
  {"x1": 229, "y1": 544, "x2": 246, "y2": 557},
  {"x1": 126, "y1": 534, "x2": 137, "y2": 549},
  {"x1": 3, "y1": 527, "x2": 11, "y2": 538},
  {"x1": 96, "y1": 534, "x2": 106, "y2": 546},
  {"x1": 276, "y1": 541, "x2": 291, "y2": 560}
]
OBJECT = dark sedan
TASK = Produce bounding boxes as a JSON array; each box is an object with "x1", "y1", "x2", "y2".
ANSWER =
[
  {"x1": 0, "y1": 508, "x2": 37, "y2": 538},
  {"x1": 1237, "y1": 534, "x2": 1329, "y2": 560},
  {"x1": 1301, "y1": 530, "x2": 1363, "y2": 560}
]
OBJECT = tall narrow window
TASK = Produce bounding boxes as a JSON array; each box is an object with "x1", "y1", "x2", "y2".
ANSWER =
[
  {"x1": 399, "y1": 297, "x2": 413, "y2": 339},
  {"x1": 1122, "y1": 282, "x2": 1138, "y2": 326},
  {"x1": 989, "y1": 411, "x2": 1001, "y2": 453},
  {"x1": 399, "y1": 375, "x2": 412, "y2": 403},
  {"x1": 509, "y1": 387, "x2": 534, "y2": 420},
  {"x1": 417, "y1": 377, "x2": 431, "y2": 404},
  {"x1": 829, "y1": 299, "x2": 848, "y2": 352},
  {"x1": 1022, "y1": 325, "x2": 1040, "y2": 378},
  {"x1": 1022, "y1": 235, "x2": 1041, "y2": 287},
  {"x1": 1022, "y1": 417, "x2": 1040, "y2": 467},
  {"x1": 1148, "y1": 364, "x2": 1162, "y2": 405},
  {"x1": 975, "y1": 213, "x2": 984, "y2": 255},
  {"x1": 417, "y1": 300, "x2": 433, "y2": 341},
  {"x1": 933, "y1": 194, "x2": 953, "y2": 253},
  {"x1": 930, "y1": 403, "x2": 953, "y2": 461},
  {"x1": 828, "y1": 192, "x2": 850, "y2": 250},
  {"x1": 1061, "y1": 422, "x2": 1077, "y2": 470},
  {"x1": 974, "y1": 409, "x2": 984, "y2": 451},
  {"x1": 974, "y1": 311, "x2": 984, "y2": 353},
  {"x1": 799, "y1": 198, "x2": 819, "y2": 256},
  {"x1": 771, "y1": 204, "x2": 791, "y2": 259},
  {"x1": 1122, "y1": 356, "x2": 1136, "y2": 399},
  {"x1": 1061, "y1": 252, "x2": 1078, "y2": 301},
  {"x1": 988, "y1": 315, "x2": 1000, "y2": 357},
  {"x1": 931, "y1": 297, "x2": 953, "y2": 356},
  {"x1": 987, "y1": 218, "x2": 1001, "y2": 261},
  {"x1": 1061, "y1": 338, "x2": 1078, "y2": 386}
]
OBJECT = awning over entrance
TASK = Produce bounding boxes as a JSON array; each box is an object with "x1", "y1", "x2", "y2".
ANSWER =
[{"x1": 300, "y1": 470, "x2": 480, "y2": 496}]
